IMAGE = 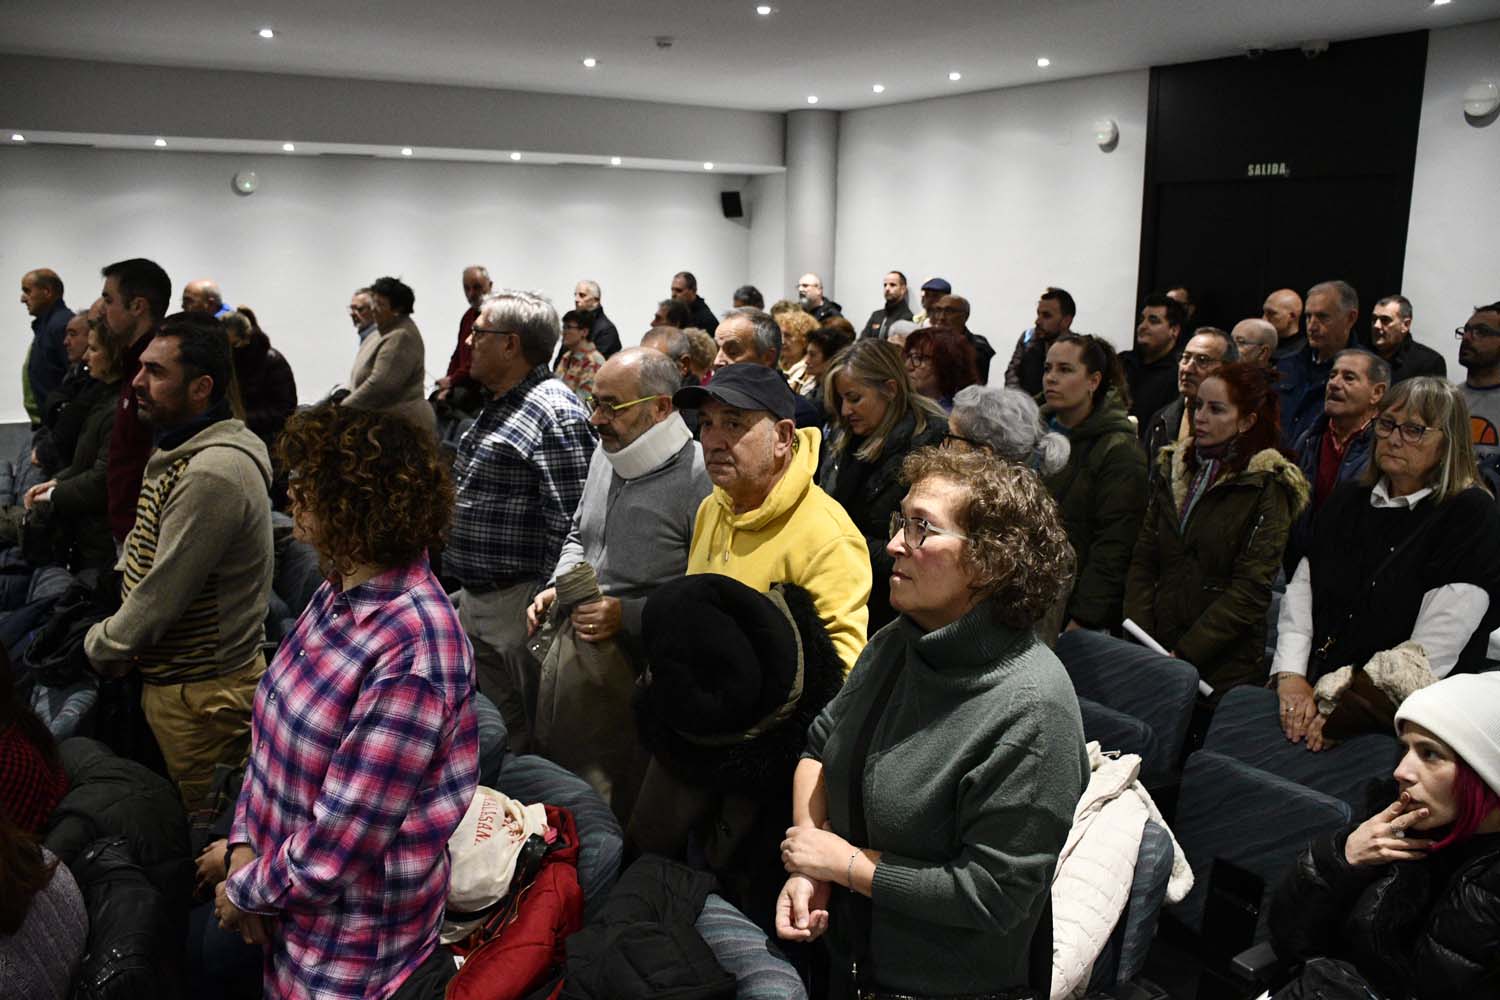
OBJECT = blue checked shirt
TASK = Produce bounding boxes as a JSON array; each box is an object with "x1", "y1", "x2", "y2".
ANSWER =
[{"x1": 448, "y1": 366, "x2": 595, "y2": 587}]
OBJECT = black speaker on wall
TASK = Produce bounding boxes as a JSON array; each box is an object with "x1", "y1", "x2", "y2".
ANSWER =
[{"x1": 721, "y1": 191, "x2": 744, "y2": 219}]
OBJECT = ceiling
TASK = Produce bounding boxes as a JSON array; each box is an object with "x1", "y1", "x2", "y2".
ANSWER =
[{"x1": 2, "y1": 0, "x2": 1498, "y2": 112}]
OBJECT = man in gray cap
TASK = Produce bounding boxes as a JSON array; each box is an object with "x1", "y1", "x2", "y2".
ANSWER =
[{"x1": 676, "y1": 362, "x2": 870, "y2": 674}]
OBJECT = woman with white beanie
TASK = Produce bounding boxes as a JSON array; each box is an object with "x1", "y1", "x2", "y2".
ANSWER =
[{"x1": 1269, "y1": 672, "x2": 1500, "y2": 998}]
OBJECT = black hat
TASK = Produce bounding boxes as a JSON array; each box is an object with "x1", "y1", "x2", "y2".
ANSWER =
[
  {"x1": 641, "y1": 574, "x2": 802, "y2": 740},
  {"x1": 671, "y1": 362, "x2": 797, "y2": 422}
]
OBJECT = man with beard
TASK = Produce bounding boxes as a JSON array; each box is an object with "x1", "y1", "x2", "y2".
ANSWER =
[
  {"x1": 1459, "y1": 300, "x2": 1500, "y2": 495},
  {"x1": 84, "y1": 312, "x2": 274, "y2": 816},
  {"x1": 860, "y1": 270, "x2": 914, "y2": 341}
]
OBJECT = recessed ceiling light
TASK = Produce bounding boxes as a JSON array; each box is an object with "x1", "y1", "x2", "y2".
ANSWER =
[
  {"x1": 582, "y1": 57, "x2": 598, "y2": 68},
  {"x1": 281, "y1": 142, "x2": 295, "y2": 152},
  {"x1": 401, "y1": 147, "x2": 413, "y2": 156},
  {"x1": 1036, "y1": 57, "x2": 1051, "y2": 68},
  {"x1": 872, "y1": 83, "x2": 885, "y2": 94},
  {"x1": 257, "y1": 27, "x2": 275, "y2": 39},
  {"x1": 703, "y1": 162, "x2": 715, "y2": 170},
  {"x1": 756, "y1": 5, "x2": 774, "y2": 15},
  {"x1": 806, "y1": 95, "x2": 819, "y2": 104},
  {"x1": 510, "y1": 151, "x2": 522, "y2": 161},
  {"x1": 153, "y1": 137, "x2": 167, "y2": 147},
  {"x1": 948, "y1": 71, "x2": 962, "y2": 81},
  {"x1": 610, "y1": 156, "x2": 622, "y2": 166},
  {"x1": 10, "y1": 133, "x2": 24, "y2": 142},
  {"x1": 1431, "y1": 0, "x2": 1452, "y2": 5}
]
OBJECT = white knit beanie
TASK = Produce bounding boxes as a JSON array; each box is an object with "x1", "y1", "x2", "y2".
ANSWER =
[{"x1": 1394, "y1": 673, "x2": 1500, "y2": 795}]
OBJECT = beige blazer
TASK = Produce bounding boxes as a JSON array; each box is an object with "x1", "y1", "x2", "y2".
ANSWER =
[{"x1": 344, "y1": 315, "x2": 436, "y2": 434}]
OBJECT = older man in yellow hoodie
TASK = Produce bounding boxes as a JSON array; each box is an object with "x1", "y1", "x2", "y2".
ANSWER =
[{"x1": 674, "y1": 363, "x2": 870, "y2": 673}]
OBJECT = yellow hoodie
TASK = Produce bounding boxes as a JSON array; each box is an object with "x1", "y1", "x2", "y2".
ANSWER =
[{"x1": 686, "y1": 427, "x2": 871, "y2": 674}]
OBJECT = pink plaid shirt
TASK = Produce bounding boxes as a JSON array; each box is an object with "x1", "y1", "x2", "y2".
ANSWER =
[{"x1": 227, "y1": 557, "x2": 477, "y2": 999}]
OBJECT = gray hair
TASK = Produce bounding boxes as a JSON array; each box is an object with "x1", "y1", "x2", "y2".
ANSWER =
[
  {"x1": 479, "y1": 289, "x2": 559, "y2": 367},
  {"x1": 1333, "y1": 347, "x2": 1392, "y2": 388},
  {"x1": 723, "y1": 306, "x2": 783, "y2": 365},
  {"x1": 1309, "y1": 280, "x2": 1360, "y2": 315},
  {"x1": 1190, "y1": 326, "x2": 1238, "y2": 363},
  {"x1": 1231, "y1": 318, "x2": 1278, "y2": 353},
  {"x1": 633, "y1": 348, "x2": 684, "y2": 400},
  {"x1": 950, "y1": 385, "x2": 1070, "y2": 476},
  {"x1": 642, "y1": 325, "x2": 690, "y2": 363},
  {"x1": 578, "y1": 278, "x2": 601, "y2": 299},
  {"x1": 1376, "y1": 294, "x2": 1412, "y2": 322}
]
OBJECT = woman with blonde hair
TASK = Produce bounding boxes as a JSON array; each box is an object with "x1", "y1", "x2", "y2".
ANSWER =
[
  {"x1": 818, "y1": 339, "x2": 947, "y2": 630},
  {"x1": 775, "y1": 308, "x2": 819, "y2": 395}
]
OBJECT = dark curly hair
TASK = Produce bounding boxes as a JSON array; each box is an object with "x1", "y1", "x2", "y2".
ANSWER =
[
  {"x1": 901, "y1": 448, "x2": 1075, "y2": 630},
  {"x1": 276, "y1": 404, "x2": 454, "y2": 575}
]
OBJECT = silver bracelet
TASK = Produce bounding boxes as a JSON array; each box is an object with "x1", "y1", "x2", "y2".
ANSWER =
[{"x1": 846, "y1": 850, "x2": 860, "y2": 889}]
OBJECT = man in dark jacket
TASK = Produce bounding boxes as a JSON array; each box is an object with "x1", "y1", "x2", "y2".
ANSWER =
[
  {"x1": 20, "y1": 268, "x2": 74, "y2": 427},
  {"x1": 574, "y1": 279, "x2": 621, "y2": 357},
  {"x1": 670, "y1": 271, "x2": 719, "y2": 334},
  {"x1": 224, "y1": 309, "x2": 298, "y2": 454},
  {"x1": 1120, "y1": 293, "x2": 1184, "y2": 436},
  {"x1": 930, "y1": 295, "x2": 996, "y2": 384},
  {"x1": 1142, "y1": 328, "x2": 1235, "y2": 474},
  {"x1": 1277, "y1": 280, "x2": 1358, "y2": 450},
  {"x1": 1286, "y1": 349, "x2": 1386, "y2": 573},
  {"x1": 861, "y1": 271, "x2": 914, "y2": 339},
  {"x1": 1370, "y1": 294, "x2": 1446, "y2": 384},
  {"x1": 1004, "y1": 287, "x2": 1076, "y2": 396},
  {"x1": 797, "y1": 273, "x2": 842, "y2": 323},
  {"x1": 100, "y1": 257, "x2": 172, "y2": 543}
]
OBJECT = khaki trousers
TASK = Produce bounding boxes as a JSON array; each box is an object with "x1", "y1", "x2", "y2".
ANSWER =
[
  {"x1": 458, "y1": 583, "x2": 540, "y2": 754},
  {"x1": 140, "y1": 653, "x2": 265, "y2": 818}
]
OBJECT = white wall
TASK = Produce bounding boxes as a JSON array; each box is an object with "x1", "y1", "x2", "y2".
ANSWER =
[
  {"x1": 833, "y1": 70, "x2": 1151, "y2": 369},
  {"x1": 746, "y1": 172, "x2": 788, "y2": 302},
  {"x1": 0, "y1": 146, "x2": 754, "y2": 422},
  {"x1": 1403, "y1": 18, "x2": 1500, "y2": 377}
]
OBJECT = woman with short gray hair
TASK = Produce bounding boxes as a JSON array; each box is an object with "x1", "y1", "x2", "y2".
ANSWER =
[{"x1": 945, "y1": 384, "x2": 1070, "y2": 475}]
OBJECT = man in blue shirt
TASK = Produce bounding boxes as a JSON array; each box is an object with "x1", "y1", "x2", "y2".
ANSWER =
[
  {"x1": 1277, "y1": 280, "x2": 1358, "y2": 449},
  {"x1": 20, "y1": 268, "x2": 73, "y2": 427}
]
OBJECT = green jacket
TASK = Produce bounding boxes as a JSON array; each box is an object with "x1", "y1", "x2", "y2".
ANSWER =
[
  {"x1": 1042, "y1": 395, "x2": 1147, "y2": 629},
  {"x1": 1125, "y1": 443, "x2": 1309, "y2": 694}
]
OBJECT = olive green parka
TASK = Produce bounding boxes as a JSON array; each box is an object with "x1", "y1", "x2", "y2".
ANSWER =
[{"x1": 1125, "y1": 442, "x2": 1310, "y2": 695}]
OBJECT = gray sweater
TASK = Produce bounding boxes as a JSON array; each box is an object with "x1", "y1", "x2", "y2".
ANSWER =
[
  {"x1": 805, "y1": 607, "x2": 1089, "y2": 993},
  {"x1": 551, "y1": 434, "x2": 711, "y2": 638},
  {"x1": 0, "y1": 849, "x2": 88, "y2": 1000}
]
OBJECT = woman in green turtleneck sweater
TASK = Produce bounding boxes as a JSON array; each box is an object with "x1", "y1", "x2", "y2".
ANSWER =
[{"x1": 776, "y1": 448, "x2": 1089, "y2": 997}]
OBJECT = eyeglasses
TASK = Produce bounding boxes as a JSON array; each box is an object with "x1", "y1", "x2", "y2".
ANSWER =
[
  {"x1": 905, "y1": 353, "x2": 932, "y2": 368},
  {"x1": 582, "y1": 393, "x2": 662, "y2": 416},
  {"x1": 940, "y1": 431, "x2": 991, "y2": 452},
  {"x1": 1456, "y1": 324, "x2": 1500, "y2": 340},
  {"x1": 889, "y1": 511, "x2": 969, "y2": 549},
  {"x1": 471, "y1": 325, "x2": 516, "y2": 340},
  {"x1": 1373, "y1": 416, "x2": 1439, "y2": 445},
  {"x1": 1179, "y1": 352, "x2": 1221, "y2": 370}
]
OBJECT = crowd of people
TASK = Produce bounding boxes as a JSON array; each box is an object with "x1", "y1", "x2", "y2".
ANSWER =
[{"x1": 3, "y1": 256, "x2": 1500, "y2": 1000}]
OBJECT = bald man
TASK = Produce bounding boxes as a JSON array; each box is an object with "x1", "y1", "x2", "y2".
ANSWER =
[
  {"x1": 797, "y1": 272, "x2": 842, "y2": 323},
  {"x1": 181, "y1": 278, "x2": 226, "y2": 315},
  {"x1": 438, "y1": 265, "x2": 492, "y2": 411},
  {"x1": 929, "y1": 294, "x2": 996, "y2": 383},
  {"x1": 1263, "y1": 288, "x2": 1305, "y2": 362},
  {"x1": 20, "y1": 268, "x2": 74, "y2": 427},
  {"x1": 1230, "y1": 318, "x2": 1279, "y2": 368}
]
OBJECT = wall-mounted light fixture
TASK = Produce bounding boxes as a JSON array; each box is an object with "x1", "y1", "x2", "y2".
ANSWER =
[
  {"x1": 1093, "y1": 119, "x2": 1120, "y2": 151},
  {"x1": 1464, "y1": 79, "x2": 1499, "y2": 121}
]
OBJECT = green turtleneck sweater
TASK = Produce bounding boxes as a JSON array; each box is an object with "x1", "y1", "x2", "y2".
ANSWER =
[{"x1": 804, "y1": 606, "x2": 1088, "y2": 993}]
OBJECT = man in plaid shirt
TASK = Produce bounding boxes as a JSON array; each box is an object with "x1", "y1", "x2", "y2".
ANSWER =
[{"x1": 448, "y1": 289, "x2": 594, "y2": 752}]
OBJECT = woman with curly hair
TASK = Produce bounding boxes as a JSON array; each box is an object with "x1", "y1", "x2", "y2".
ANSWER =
[
  {"x1": 214, "y1": 404, "x2": 478, "y2": 1000},
  {"x1": 777, "y1": 448, "x2": 1089, "y2": 998}
]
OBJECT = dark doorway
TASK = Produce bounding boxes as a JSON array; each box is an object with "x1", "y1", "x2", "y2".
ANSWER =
[{"x1": 1138, "y1": 32, "x2": 1429, "y2": 336}]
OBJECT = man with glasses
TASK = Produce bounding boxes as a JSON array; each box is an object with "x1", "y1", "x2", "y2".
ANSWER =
[
  {"x1": 929, "y1": 294, "x2": 995, "y2": 384},
  {"x1": 1278, "y1": 279, "x2": 1359, "y2": 449},
  {"x1": 449, "y1": 290, "x2": 594, "y2": 753},
  {"x1": 1142, "y1": 327, "x2": 1236, "y2": 474},
  {"x1": 1458, "y1": 300, "x2": 1500, "y2": 495},
  {"x1": 522, "y1": 347, "x2": 710, "y2": 811},
  {"x1": 674, "y1": 363, "x2": 870, "y2": 674},
  {"x1": 1229, "y1": 318, "x2": 1279, "y2": 370}
]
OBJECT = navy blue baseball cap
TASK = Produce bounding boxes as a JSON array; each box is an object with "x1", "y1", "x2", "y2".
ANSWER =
[
  {"x1": 921, "y1": 277, "x2": 952, "y2": 294},
  {"x1": 672, "y1": 362, "x2": 797, "y2": 421}
]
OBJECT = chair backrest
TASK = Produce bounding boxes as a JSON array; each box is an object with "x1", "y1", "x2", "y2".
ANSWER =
[
  {"x1": 496, "y1": 752, "x2": 623, "y2": 922},
  {"x1": 1057, "y1": 630, "x2": 1199, "y2": 782}
]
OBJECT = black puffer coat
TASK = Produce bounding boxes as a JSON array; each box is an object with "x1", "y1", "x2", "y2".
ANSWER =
[{"x1": 1271, "y1": 823, "x2": 1500, "y2": 998}]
